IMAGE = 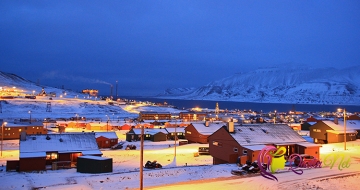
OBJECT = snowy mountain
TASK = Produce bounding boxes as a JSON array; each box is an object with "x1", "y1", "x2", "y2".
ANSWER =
[
  {"x1": 0, "y1": 71, "x2": 80, "y2": 97},
  {"x1": 157, "y1": 66, "x2": 360, "y2": 105}
]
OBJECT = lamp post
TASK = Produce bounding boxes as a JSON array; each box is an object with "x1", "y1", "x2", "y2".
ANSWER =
[
  {"x1": 139, "y1": 120, "x2": 144, "y2": 190},
  {"x1": 274, "y1": 110, "x2": 277, "y2": 124},
  {"x1": 28, "y1": 111, "x2": 32, "y2": 124},
  {"x1": 105, "y1": 115, "x2": 110, "y2": 132},
  {"x1": 343, "y1": 108, "x2": 346, "y2": 151},
  {"x1": 1, "y1": 121, "x2": 7, "y2": 157}
]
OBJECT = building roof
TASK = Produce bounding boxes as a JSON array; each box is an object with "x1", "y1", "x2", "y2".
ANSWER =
[
  {"x1": 129, "y1": 128, "x2": 169, "y2": 135},
  {"x1": 242, "y1": 144, "x2": 267, "y2": 151},
  {"x1": 95, "y1": 132, "x2": 118, "y2": 139},
  {"x1": 323, "y1": 120, "x2": 360, "y2": 131},
  {"x1": 165, "y1": 128, "x2": 185, "y2": 133},
  {"x1": 20, "y1": 133, "x2": 101, "y2": 158},
  {"x1": 229, "y1": 124, "x2": 307, "y2": 146},
  {"x1": 191, "y1": 122, "x2": 226, "y2": 135},
  {"x1": 4, "y1": 122, "x2": 44, "y2": 127}
]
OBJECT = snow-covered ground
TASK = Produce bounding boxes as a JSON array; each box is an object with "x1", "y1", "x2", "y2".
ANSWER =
[
  {"x1": 1, "y1": 97, "x2": 360, "y2": 190},
  {"x1": 1, "y1": 138, "x2": 360, "y2": 189}
]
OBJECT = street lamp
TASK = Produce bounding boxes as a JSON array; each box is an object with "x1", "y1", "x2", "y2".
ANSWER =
[
  {"x1": 338, "y1": 108, "x2": 347, "y2": 150},
  {"x1": 28, "y1": 111, "x2": 32, "y2": 124},
  {"x1": 1, "y1": 121, "x2": 7, "y2": 157},
  {"x1": 105, "y1": 115, "x2": 110, "y2": 132},
  {"x1": 137, "y1": 119, "x2": 144, "y2": 190},
  {"x1": 274, "y1": 110, "x2": 277, "y2": 124}
]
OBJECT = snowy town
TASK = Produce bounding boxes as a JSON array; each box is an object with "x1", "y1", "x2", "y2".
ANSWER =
[{"x1": 1, "y1": 86, "x2": 360, "y2": 190}]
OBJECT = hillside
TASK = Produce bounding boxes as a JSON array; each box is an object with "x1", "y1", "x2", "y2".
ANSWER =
[{"x1": 158, "y1": 66, "x2": 360, "y2": 105}]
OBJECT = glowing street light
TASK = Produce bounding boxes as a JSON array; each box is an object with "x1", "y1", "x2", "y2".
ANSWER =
[
  {"x1": 28, "y1": 111, "x2": 32, "y2": 124},
  {"x1": 338, "y1": 108, "x2": 347, "y2": 150},
  {"x1": 32, "y1": 90, "x2": 35, "y2": 95},
  {"x1": 1, "y1": 121, "x2": 7, "y2": 157}
]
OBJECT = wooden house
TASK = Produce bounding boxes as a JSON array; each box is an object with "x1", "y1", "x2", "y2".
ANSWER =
[
  {"x1": 138, "y1": 111, "x2": 171, "y2": 121},
  {"x1": 126, "y1": 128, "x2": 168, "y2": 142},
  {"x1": 165, "y1": 127, "x2": 185, "y2": 140},
  {"x1": 86, "y1": 122, "x2": 112, "y2": 131},
  {"x1": 208, "y1": 124, "x2": 321, "y2": 165},
  {"x1": 310, "y1": 120, "x2": 359, "y2": 144},
  {"x1": 185, "y1": 122, "x2": 226, "y2": 144},
  {"x1": 7, "y1": 133, "x2": 102, "y2": 172},
  {"x1": 95, "y1": 132, "x2": 119, "y2": 148},
  {"x1": 1, "y1": 121, "x2": 47, "y2": 140}
]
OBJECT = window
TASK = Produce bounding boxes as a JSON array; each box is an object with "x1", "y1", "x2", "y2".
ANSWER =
[
  {"x1": 212, "y1": 141, "x2": 222, "y2": 147},
  {"x1": 234, "y1": 148, "x2": 238, "y2": 152},
  {"x1": 313, "y1": 129, "x2": 321, "y2": 132},
  {"x1": 19, "y1": 129, "x2": 22, "y2": 132},
  {"x1": 186, "y1": 131, "x2": 191, "y2": 134},
  {"x1": 46, "y1": 152, "x2": 58, "y2": 160},
  {"x1": 243, "y1": 149, "x2": 247, "y2": 155},
  {"x1": 106, "y1": 141, "x2": 109, "y2": 144}
]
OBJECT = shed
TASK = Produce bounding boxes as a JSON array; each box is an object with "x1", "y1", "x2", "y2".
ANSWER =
[{"x1": 77, "y1": 156, "x2": 112, "y2": 173}]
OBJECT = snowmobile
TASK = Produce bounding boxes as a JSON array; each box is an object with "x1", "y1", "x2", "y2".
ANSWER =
[
  {"x1": 231, "y1": 161, "x2": 266, "y2": 176},
  {"x1": 144, "y1": 160, "x2": 162, "y2": 169}
]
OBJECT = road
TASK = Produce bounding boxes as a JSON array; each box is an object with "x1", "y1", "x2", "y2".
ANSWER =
[{"x1": 147, "y1": 163, "x2": 360, "y2": 190}]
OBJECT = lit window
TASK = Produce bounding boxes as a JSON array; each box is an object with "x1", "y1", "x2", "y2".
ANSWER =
[
  {"x1": 106, "y1": 141, "x2": 108, "y2": 144},
  {"x1": 19, "y1": 129, "x2": 22, "y2": 132},
  {"x1": 212, "y1": 141, "x2": 222, "y2": 147},
  {"x1": 186, "y1": 131, "x2": 191, "y2": 134}
]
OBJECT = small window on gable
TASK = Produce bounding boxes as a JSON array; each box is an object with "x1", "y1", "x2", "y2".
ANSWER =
[{"x1": 234, "y1": 148, "x2": 238, "y2": 152}]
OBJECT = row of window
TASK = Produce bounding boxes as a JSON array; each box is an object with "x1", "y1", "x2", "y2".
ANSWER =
[
  {"x1": 313, "y1": 129, "x2": 321, "y2": 132},
  {"x1": 4, "y1": 127, "x2": 42, "y2": 131}
]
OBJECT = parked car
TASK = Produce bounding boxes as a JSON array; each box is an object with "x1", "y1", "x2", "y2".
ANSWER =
[{"x1": 294, "y1": 154, "x2": 318, "y2": 167}]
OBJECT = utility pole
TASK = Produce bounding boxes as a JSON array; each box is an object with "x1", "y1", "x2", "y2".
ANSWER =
[
  {"x1": 344, "y1": 109, "x2": 346, "y2": 151},
  {"x1": 116, "y1": 80, "x2": 118, "y2": 100},
  {"x1": 140, "y1": 120, "x2": 144, "y2": 190}
]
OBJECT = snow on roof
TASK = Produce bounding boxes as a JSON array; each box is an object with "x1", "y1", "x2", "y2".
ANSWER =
[
  {"x1": 95, "y1": 132, "x2": 118, "y2": 139},
  {"x1": 230, "y1": 124, "x2": 307, "y2": 146},
  {"x1": 5, "y1": 122, "x2": 43, "y2": 127},
  {"x1": 191, "y1": 122, "x2": 226, "y2": 135},
  {"x1": 242, "y1": 144, "x2": 267, "y2": 151},
  {"x1": 129, "y1": 128, "x2": 169, "y2": 135},
  {"x1": 145, "y1": 128, "x2": 168, "y2": 135},
  {"x1": 20, "y1": 133, "x2": 100, "y2": 154},
  {"x1": 79, "y1": 155, "x2": 111, "y2": 160},
  {"x1": 295, "y1": 142, "x2": 322, "y2": 147},
  {"x1": 323, "y1": 120, "x2": 360, "y2": 131},
  {"x1": 165, "y1": 128, "x2": 185, "y2": 133},
  {"x1": 307, "y1": 122, "x2": 317, "y2": 125}
]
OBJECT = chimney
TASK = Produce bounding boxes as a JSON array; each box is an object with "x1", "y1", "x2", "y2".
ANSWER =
[
  {"x1": 334, "y1": 118, "x2": 338, "y2": 125},
  {"x1": 227, "y1": 121, "x2": 234, "y2": 133},
  {"x1": 205, "y1": 121, "x2": 210, "y2": 127}
]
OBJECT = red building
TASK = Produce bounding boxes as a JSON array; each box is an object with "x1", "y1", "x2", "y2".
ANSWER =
[
  {"x1": 209, "y1": 124, "x2": 321, "y2": 165},
  {"x1": 1, "y1": 121, "x2": 47, "y2": 140},
  {"x1": 95, "y1": 132, "x2": 119, "y2": 148},
  {"x1": 185, "y1": 122, "x2": 226, "y2": 144},
  {"x1": 7, "y1": 133, "x2": 102, "y2": 172}
]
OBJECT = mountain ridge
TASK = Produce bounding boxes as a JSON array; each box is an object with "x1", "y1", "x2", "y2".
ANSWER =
[{"x1": 157, "y1": 66, "x2": 360, "y2": 105}]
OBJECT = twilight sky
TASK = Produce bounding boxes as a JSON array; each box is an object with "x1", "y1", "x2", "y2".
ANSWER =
[{"x1": 1, "y1": 1, "x2": 359, "y2": 96}]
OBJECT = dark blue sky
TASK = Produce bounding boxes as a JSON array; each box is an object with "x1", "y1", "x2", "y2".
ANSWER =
[{"x1": 1, "y1": 1, "x2": 359, "y2": 96}]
